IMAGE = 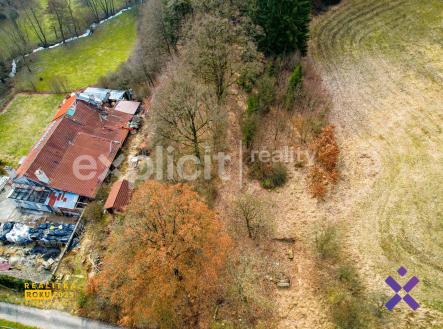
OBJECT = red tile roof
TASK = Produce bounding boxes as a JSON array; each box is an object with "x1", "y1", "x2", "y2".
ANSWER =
[
  {"x1": 17, "y1": 100, "x2": 133, "y2": 198},
  {"x1": 53, "y1": 95, "x2": 76, "y2": 121},
  {"x1": 104, "y1": 179, "x2": 131, "y2": 211}
]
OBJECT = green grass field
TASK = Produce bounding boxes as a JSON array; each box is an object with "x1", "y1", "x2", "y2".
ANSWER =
[
  {"x1": 0, "y1": 93, "x2": 64, "y2": 166},
  {"x1": 0, "y1": 0, "x2": 129, "y2": 60},
  {"x1": 14, "y1": 9, "x2": 137, "y2": 92},
  {"x1": 0, "y1": 319, "x2": 39, "y2": 329}
]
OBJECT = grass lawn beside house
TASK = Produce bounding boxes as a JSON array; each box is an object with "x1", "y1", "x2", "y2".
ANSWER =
[{"x1": 0, "y1": 93, "x2": 64, "y2": 166}]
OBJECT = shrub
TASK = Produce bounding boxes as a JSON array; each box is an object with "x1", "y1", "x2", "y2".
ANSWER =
[
  {"x1": 247, "y1": 94, "x2": 260, "y2": 114},
  {"x1": 242, "y1": 113, "x2": 258, "y2": 148},
  {"x1": 315, "y1": 225, "x2": 339, "y2": 260},
  {"x1": 0, "y1": 275, "x2": 33, "y2": 292},
  {"x1": 246, "y1": 74, "x2": 276, "y2": 115},
  {"x1": 337, "y1": 265, "x2": 362, "y2": 293},
  {"x1": 249, "y1": 162, "x2": 288, "y2": 189},
  {"x1": 261, "y1": 163, "x2": 287, "y2": 189},
  {"x1": 83, "y1": 201, "x2": 103, "y2": 222},
  {"x1": 312, "y1": 125, "x2": 339, "y2": 172},
  {"x1": 288, "y1": 64, "x2": 302, "y2": 90},
  {"x1": 308, "y1": 165, "x2": 328, "y2": 199},
  {"x1": 255, "y1": 73, "x2": 276, "y2": 114},
  {"x1": 285, "y1": 63, "x2": 303, "y2": 110},
  {"x1": 330, "y1": 290, "x2": 367, "y2": 329},
  {"x1": 308, "y1": 125, "x2": 339, "y2": 198}
]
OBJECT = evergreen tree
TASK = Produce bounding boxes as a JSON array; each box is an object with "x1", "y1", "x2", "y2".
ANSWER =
[{"x1": 250, "y1": 0, "x2": 311, "y2": 55}]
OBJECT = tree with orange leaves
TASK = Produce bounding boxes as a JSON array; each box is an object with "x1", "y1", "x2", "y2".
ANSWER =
[
  {"x1": 88, "y1": 181, "x2": 231, "y2": 329},
  {"x1": 308, "y1": 125, "x2": 340, "y2": 198}
]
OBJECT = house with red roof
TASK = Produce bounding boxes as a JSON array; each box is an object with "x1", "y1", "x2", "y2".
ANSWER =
[{"x1": 8, "y1": 89, "x2": 140, "y2": 216}]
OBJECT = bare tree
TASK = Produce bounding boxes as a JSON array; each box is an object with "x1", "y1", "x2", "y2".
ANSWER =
[
  {"x1": 185, "y1": 13, "x2": 260, "y2": 102},
  {"x1": 0, "y1": 19, "x2": 31, "y2": 71},
  {"x1": 153, "y1": 64, "x2": 219, "y2": 160},
  {"x1": 23, "y1": 0, "x2": 49, "y2": 47},
  {"x1": 233, "y1": 193, "x2": 273, "y2": 240},
  {"x1": 47, "y1": 0, "x2": 70, "y2": 43},
  {"x1": 81, "y1": 0, "x2": 101, "y2": 22},
  {"x1": 66, "y1": 0, "x2": 80, "y2": 37},
  {"x1": 96, "y1": 0, "x2": 115, "y2": 19}
]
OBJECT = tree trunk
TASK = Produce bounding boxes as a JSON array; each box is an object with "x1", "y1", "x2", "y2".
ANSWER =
[
  {"x1": 67, "y1": 2, "x2": 80, "y2": 37},
  {"x1": 27, "y1": 8, "x2": 48, "y2": 47}
]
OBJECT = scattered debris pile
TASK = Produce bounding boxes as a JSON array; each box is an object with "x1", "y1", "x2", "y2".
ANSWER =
[
  {"x1": 0, "y1": 222, "x2": 76, "y2": 246},
  {"x1": 0, "y1": 221, "x2": 80, "y2": 280}
]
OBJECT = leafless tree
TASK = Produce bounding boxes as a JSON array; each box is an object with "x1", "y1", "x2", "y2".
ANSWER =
[
  {"x1": 153, "y1": 64, "x2": 219, "y2": 160},
  {"x1": 81, "y1": 0, "x2": 101, "y2": 22},
  {"x1": 0, "y1": 19, "x2": 31, "y2": 71},
  {"x1": 23, "y1": 0, "x2": 48, "y2": 47},
  {"x1": 47, "y1": 0, "x2": 70, "y2": 43},
  {"x1": 184, "y1": 13, "x2": 261, "y2": 102},
  {"x1": 96, "y1": 0, "x2": 116, "y2": 18},
  {"x1": 233, "y1": 193, "x2": 273, "y2": 240},
  {"x1": 66, "y1": 0, "x2": 80, "y2": 37}
]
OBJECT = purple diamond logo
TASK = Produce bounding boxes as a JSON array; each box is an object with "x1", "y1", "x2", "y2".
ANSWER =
[
  {"x1": 385, "y1": 266, "x2": 420, "y2": 311},
  {"x1": 397, "y1": 266, "x2": 407, "y2": 276}
]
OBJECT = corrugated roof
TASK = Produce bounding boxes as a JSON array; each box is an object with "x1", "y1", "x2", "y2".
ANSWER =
[
  {"x1": 53, "y1": 95, "x2": 76, "y2": 121},
  {"x1": 82, "y1": 87, "x2": 110, "y2": 103},
  {"x1": 82, "y1": 87, "x2": 127, "y2": 102},
  {"x1": 114, "y1": 100, "x2": 140, "y2": 115},
  {"x1": 16, "y1": 100, "x2": 133, "y2": 198},
  {"x1": 104, "y1": 179, "x2": 131, "y2": 211}
]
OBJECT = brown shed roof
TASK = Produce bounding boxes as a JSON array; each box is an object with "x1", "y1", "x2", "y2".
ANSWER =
[{"x1": 104, "y1": 179, "x2": 131, "y2": 211}]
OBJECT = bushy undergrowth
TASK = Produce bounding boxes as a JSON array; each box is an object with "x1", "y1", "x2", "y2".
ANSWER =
[
  {"x1": 0, "y1": 275, "x2": 33, "y2": 292},
  {"x1": 242, "y1": 113, "x2": 258, "y2": 149},
  {"x1": 83, "y1": 201, "x2": 104, "y2": 222},
  {"x1": 308, "y1": 125, "x2": 339, "y2": 198},
  {"x1": 315, "y1": 225, "x2": 387, "y2": 329},
  {"x1": 315, "y1": 225, "x2": 340, "y2": 260},
  {"x1": 249, "y1": 161, "x2": 288, "y2": 189},
  {"x1": 285, "y1": 63, "x2": 302, "y2": 109}
]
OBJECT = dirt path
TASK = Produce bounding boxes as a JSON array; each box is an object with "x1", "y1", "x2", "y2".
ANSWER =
[{"x1": 265, "y1": 167, "x2": 335, "y2": 329}]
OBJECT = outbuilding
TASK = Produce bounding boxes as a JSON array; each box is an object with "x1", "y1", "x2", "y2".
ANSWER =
[{"x1": 104, "y1": 180, "x2": 131, "y2": 213}]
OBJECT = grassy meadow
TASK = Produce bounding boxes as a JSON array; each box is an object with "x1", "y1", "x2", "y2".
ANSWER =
[
  {"x1": 14, "y1": 9, "x2": 137, "y2": 92},
  {"x1": 0, "y1": 0, "x2": 130, "y2": 59},
  {"x1": 310, "y1": 0, "x2": 443, "y2": 323},
  {"x1": 0, "y1": 93, "x2": 64, "y2": 166}
]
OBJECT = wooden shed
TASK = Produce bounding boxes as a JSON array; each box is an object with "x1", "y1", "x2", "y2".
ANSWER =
[{"x1": 104, "y1": 180, "x2": 131, "y2": 212}]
